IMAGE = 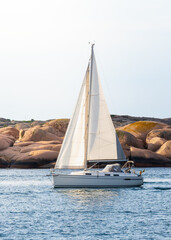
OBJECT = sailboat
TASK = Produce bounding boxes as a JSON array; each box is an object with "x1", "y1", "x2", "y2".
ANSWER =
[{"x1": 52, "y1": 44, "x2": 143, "y2": 188}]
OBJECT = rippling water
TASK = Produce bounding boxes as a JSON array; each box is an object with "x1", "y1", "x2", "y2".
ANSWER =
[{"x1": 0, "y1": 168, "x2": 171, "y2": 240}]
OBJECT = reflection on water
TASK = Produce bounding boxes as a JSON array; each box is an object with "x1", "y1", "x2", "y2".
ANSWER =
[{"x1": 55, "y1": 188, "x2": 118, "y2": 204}]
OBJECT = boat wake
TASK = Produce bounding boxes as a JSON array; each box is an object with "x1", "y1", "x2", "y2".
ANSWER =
[
  {"x1": 144, "y1": 178, "x2": 171, "y2": 190},
  {"x1": 144, "y1": 178, "x2": 171, "y2": 183}
]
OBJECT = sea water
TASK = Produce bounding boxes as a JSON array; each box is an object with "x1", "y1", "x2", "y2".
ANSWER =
[{"x1": 0, "y1": 168, "x2": 171, "y2": 240}]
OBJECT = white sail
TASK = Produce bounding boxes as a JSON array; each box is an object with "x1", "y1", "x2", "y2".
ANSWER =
[
  {"x1": 55, "y1": 46, "x2": 126, "y2": 170},
  {"x1": 87, "y1": 49, "x2": 126, "y2": 161},
  {"x1": 55, "y1": 65, "x2": 89, "y2": 169}
]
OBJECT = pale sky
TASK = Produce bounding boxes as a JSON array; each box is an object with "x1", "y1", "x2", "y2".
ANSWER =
[{"x1": 0, "y1": 0, "x2": 170, "y2": 120}]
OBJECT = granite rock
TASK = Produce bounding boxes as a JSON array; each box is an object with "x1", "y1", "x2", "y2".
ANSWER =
[
  {"x1": 157, "y1": 141, "x2": 171, "y2": 159},
  {"x1": 130, "y1": 146, "x2": 171, "y2": 167}
]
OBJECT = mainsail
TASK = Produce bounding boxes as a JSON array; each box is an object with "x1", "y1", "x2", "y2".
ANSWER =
[
  {"x1": 87, "y1": 48, "x2": 125, "y2": 161},
  {"x1": 55, "y1": 45, "x2": 126, "y2": 169}
]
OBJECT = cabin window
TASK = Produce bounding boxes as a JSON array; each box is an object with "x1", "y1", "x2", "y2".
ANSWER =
[
  {"x1": 85, "y1": 173, "x2": 91, "y2": 175},
  {"x1": 105, "y1": 174, "x2": 110, "y2": 176},
  {"x1": 113, "y1": 174, "x2": 119, "y2": 176}
]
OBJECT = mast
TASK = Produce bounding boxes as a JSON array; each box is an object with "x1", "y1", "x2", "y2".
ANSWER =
[{"x1": 84, "y1": 44, "x2": 94, "y2": 170}]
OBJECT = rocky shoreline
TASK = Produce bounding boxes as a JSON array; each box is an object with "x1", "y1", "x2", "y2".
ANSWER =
[{"x1": 0, "y1": 115, "x2": 171, "y2": 168}]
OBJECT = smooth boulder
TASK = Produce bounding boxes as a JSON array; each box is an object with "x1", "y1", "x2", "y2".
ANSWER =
[
  {"x1": 19, "y1": 125, "x2": 63, "y2": 142},
  {"x1": 0, "y1": 141, "x2": 61, "y2": 168},
  {"x1": 147, "y1": 137, "x2": 166, "y2": 152},
  {"x1": 0, "y1": 127, "x2": 19, "y2": 139},
  {"x1": 116, "y1": 129, "x2": 144, "y2": 149},
  {"x1": 119, "y1": 121, "x2": 168, "y2": 142},
  {"x1": 0, "y1": 134, "x2": 15, "y2": 151},
  {"x1": 146, "y1": 129, "x2": 171, "y2": 142},
  {"x1": 157, "y1": 141, "x2": 171, "y2": 159},
  {"x1": 130, "y1": 146, "x2": 171, "y2": 167},
  {"x1": 45, "y1": 119, "x2": 69, "y2": 137}
]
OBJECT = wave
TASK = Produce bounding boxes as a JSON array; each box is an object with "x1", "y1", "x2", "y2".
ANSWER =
[
  {"x1": 0, "y1": 180, "x2": 51, "y2": 186},
  {"x1": 144, "y1": 178, "x2": 171, "y2": 183},
  {"x1": 154, "y1": 187, "x2": 171, "y2": 190}
]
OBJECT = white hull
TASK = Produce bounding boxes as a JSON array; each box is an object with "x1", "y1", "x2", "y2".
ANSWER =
[{"x1": 52, "y1": 172, "x2": 143, "y2": 188}]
